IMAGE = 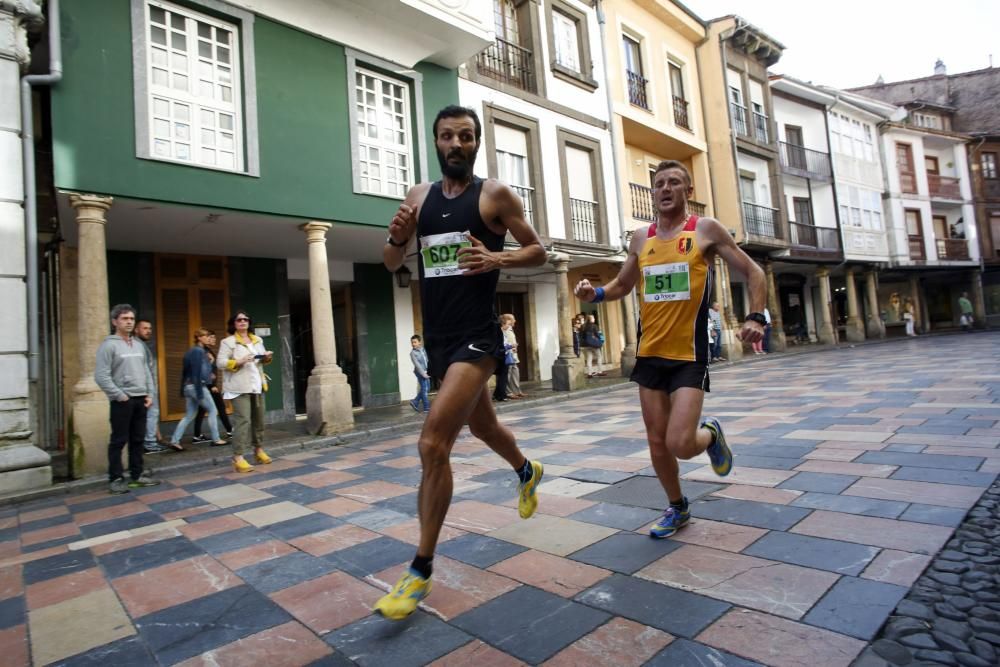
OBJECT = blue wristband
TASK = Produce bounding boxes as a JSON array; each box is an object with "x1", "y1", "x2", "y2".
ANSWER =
[{"x1": 592, "y1": 286, "x2": 605, "y2": 303}]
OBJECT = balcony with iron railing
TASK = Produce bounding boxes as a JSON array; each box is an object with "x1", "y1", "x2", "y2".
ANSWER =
[
  {"x1": 730, "y1": 102, "x2": 748, "y2": 137},
  {"x1": 570, "y1": 198, "x2": 598, "y2": 243},
  {"x1": 928, "y1": 174, "x2": 962, "y2": 200},
  {"x1": 672, "y1": 96, "x2": 690, "y2": 129},
  {"x1": 779, "y1": 142, "x2": 832, "y2": 180},
  {"x1": 936, "y1": 238, "x2": 970, "y2": 260},
  {"x1": 511, "y1": 184, "x2": 535, "y2": 229},
  {"x1": 627, "y1": 70, "x2": 649, "y2": 110},
  {"x1": 629, "y1": 183, "x2": 706, "y2": 221},
  {"x1": 475, "y1": 37, "x2": 535, "y2": 92},
  {"x1": 790, "y1": 222, "x2": 840, "y2": 252},
  {"x1": 753, "y1": 111, "x2": 770, "y2": 143},
  {"x1": 742, "y1": 201, "x2": 780, "y2": 239},
  {"x1": 909, "y1": 235, "x2": 925, "y2": 260}
]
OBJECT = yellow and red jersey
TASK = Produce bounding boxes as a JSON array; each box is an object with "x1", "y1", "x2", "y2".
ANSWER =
[{"x1": 636, "y1": 215, "x2": 712, "y2": 363}]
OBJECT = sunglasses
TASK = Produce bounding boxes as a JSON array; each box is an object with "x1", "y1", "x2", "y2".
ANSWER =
[{"x1": 235, "y1": 317, "x2": 250, "y2": 322}]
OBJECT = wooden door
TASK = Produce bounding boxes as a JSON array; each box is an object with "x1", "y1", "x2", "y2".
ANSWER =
[
  {"x1": 496, "y1": 292, "x2": 529, "y2": 381},
  {"x1": 155, "y1": 255, "x2": 230, "y2": 419}
]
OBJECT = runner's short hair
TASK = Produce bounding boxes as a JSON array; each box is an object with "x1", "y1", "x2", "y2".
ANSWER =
[
  {"x1": 433, "y1": 105, "x2": 482, "y2": 143},
  {"x1": 653, "y1": 160, "x2": 692, "y2": 187}
]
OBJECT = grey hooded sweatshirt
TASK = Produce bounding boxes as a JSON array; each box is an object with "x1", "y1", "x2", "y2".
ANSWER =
[{"x1": 94, "y1": 334, "x2": 155, "y2": 401}]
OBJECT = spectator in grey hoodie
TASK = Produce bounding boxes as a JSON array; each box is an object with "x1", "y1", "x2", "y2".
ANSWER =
[{"x1": 94, "y1": 304, "x2": 161, "y2": 494}]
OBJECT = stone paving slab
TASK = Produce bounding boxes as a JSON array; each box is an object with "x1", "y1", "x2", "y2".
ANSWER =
[{"x1": 0, "y1": 333, "x2": 998, "y2": 665}]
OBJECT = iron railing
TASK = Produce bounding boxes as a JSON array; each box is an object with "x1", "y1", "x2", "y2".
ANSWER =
[
  {"x1": 790, "y1": 222, "x2": 840, "y2": 250},
  {"x1": 928, "y1": 174, "x2": 962, "y2": 199},
  {"x1": 511, "y1": 184, "x2": 535, "y2": 229},
  {"x1": 672, "y1": 96, "x2": 690, "y2": 129},
  {"x1": 627, "y1": 70, "x2": 649, "y2": 109},
  {"x1": 730, "y1": 102, "x2": 748, "y2": 136},
  {"x1": 753, "y1": 111, "x2": 770, "y2": 143},
  {"x1": 570, "y1": 197, "x2": 598, "y2": 243},
  {"x1": 779, "y1": 141, "x2": 832, "y2": 178},
  {"x1": 936, "y1": 238, "x2": 970, "y2": 260},
  {"x1": 909, "y1": 235, "x2": 925, "y2": 260},
  {"x1": 742, "y1": 201, "x2": 779, "y2": 238},
  {"x1": 629, "y1": 183, "x2": 656, "y2": 221},
  {"x1": 476, "y1": 37, "x2": 535, "y2": 92}
]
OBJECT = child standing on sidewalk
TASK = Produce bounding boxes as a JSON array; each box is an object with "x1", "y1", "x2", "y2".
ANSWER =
[{"x1": 409, "y1": 334, "x2": 430, "y2": 413}]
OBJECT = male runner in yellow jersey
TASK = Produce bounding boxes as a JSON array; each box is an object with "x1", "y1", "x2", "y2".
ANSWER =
[{"x1": 575, "y1": 160, "x2": 765, "y2": 538}]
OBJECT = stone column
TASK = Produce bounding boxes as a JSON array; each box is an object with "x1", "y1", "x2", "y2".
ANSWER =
[
  {"x1": 717, "y1": 258, "x2": 743, "y2": 360},
  {"x1": 844, "y1": 267, "x2": 865, "y2": 342},
  {"x1": 763, "y1": 262, "x2": 786, "y2": 352},
  {"x1": 864, "y1": 270, "x2": 885, "y2": 339},
  {"x1": 908, "y1": 276, "x2": 925, "y2": 333},
  {"x1": 815, "y1": 267, "x2": 836, "y2": 345},
  {"x1": 970, "y1": 269, "x2": 986, "y2": 328},
  {"x1": 301, "y1": 222, "x2": 353, "y2": 435},
  {"x1": 550, "y1": 253, "x2": 584, "y2": 391},
  {"x1": 0, "y1": 3, "x2": 51, "y2": 492},
  {"x1": 68, "y1": 194, "x2": 113, "y2": 476},
  {"x1": 620, "y1": 285, "x2": 637, "y2": 377}
]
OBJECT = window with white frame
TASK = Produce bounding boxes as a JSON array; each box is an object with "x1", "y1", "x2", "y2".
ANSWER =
[
  {"x1": 354, "y1": 68, "x2": 413, "y2": 197},
  {"x1": 551, "y1": 9, "x2": 581, "y2": 72},
  {"x1": 144, "y1": 1, "x2": 243, "y2": 170},
  {"x1": 494, "y1": 124, "x2": 534, "y2": 226},
  {"x1": 913, "y1": 112, "x2": 942, "y2": 129},
  {"x1": 839, "y1": 186, "x2": 883, "y2": 230},
  {"x1": 830, "y1": 113, "x2": 875, "y2": 163}
]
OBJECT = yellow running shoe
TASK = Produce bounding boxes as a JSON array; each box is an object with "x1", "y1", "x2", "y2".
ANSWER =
[
  {"x1": 255, "y1": 448, "x2": 272, "y2": 465},
  {"x1": 517, "y1": 460, "x2": 544, "y2": 519},
  {"x1": 373, "y1": 569, "x2": 432, "y2": 620}
]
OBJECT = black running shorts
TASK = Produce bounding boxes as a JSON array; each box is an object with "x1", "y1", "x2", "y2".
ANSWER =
[
  {"x1": 630, "y1": 356, "x2": 710, "y2": 394},
  {"x1": 424, "y1": 323, "x2": 505, "y2": 381}
]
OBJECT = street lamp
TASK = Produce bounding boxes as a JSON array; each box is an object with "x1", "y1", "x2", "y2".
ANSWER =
[{"x1": 395, "y1": 265, "x2": 412, "y2": 289}]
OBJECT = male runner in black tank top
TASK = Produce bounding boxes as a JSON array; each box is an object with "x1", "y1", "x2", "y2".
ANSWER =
[{"x1": 376, "y1": 105, "x2": 548, "y2": 620}]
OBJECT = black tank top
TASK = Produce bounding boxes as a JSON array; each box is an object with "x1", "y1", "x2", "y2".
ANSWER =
[{"x1": 417, "y1": 177, "x2": 506, "y2": 337}]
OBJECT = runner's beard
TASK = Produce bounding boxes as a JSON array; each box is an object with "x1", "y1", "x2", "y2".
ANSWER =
[{"x1": 437, "y1": 147, "x2": 477, "y2": 181}]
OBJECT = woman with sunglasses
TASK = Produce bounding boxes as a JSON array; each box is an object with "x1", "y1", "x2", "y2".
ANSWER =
[{"x1": 217, "y1": 311, "x2": 274, "y2": 472}]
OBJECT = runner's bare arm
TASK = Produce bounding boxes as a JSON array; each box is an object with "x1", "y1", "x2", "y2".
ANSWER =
[
  {"x1": 383, "y1": 183, "x2": 430, "y2": 272},
  {"x1": 458, "y1": 180, "x2": 546, "y2": 275},
  {"x1": 574, "y1": 231, "x2": 643, "y2": 302},
  {"x1": 699, "y1": 217, "x2": 765, "y2": 342}
]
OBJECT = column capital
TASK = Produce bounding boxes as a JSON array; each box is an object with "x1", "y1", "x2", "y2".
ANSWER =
[
  {"x1": 816, "y1": 266, "x2": 830, "y2": 278},
  {"x1": 300, "y1": 221, "x2": 332, "y2": 243},
  {"x1": 548, "y1": 252, "x2": 570, "y2": 272},
  {"x1": 845, "y1": 265, "x2": 856, "y2": 276},
  {"x1": 68, "y1": 193, "x2": 113, "y2": 216}
]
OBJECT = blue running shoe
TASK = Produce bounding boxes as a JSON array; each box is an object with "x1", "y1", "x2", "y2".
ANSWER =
[
  {"x1": 649, "y1": 504, "x2": 690, "y2": 539},
  {"x1": 702, "y1": 417, "x2": 732, "y2": 477}
]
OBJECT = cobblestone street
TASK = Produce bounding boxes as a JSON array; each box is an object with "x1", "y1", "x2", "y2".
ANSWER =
[{"x1": 1, "y1": 333, "x2": 998, "y2": 666}]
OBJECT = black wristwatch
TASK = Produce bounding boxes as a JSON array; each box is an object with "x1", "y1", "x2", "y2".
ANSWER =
[
  {"x1": 745, "y1": 312, "x2": 767, "y2": 326},
  {"x1": 386, "y1": 235, "x2": 408, "y2": 248}
]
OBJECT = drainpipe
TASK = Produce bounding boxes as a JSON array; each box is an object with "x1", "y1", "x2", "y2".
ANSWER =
[
  {"x1": 20, "y1": 0, "x2": 61, "y2": 390},
  {"x1": 595, "y1": 0, "x2": 626, "y2": 252}
]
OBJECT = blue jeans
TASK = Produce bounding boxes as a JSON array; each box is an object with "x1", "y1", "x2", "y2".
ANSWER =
[
  {"x1": 171, "y1": 384, "x2": 220, "y2": 444},
  {"x1": 144, "y1": 391, "x2": 159, "y2": 445},
  {"x1": 711, "y1": 332, "x2": 722, "y2": 359},
  {"x1": 412, "y1": 373, "x2": 430, "y2": 411}
]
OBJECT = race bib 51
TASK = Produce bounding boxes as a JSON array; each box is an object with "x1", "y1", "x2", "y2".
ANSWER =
[
  {"x1": 420, "y1": 231, "x2": 471, "y2": 278},
  {"x1": 643, "y1": 262, "x2": 690, "y2": 302}
]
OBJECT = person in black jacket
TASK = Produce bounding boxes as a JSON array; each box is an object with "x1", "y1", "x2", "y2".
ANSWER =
[
  {"x1": 192, "y1": 331, "x2": 233, "y2": 442},
  {"x1": 168, "y1": 328, "x2": 227, "y2": 449}
]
